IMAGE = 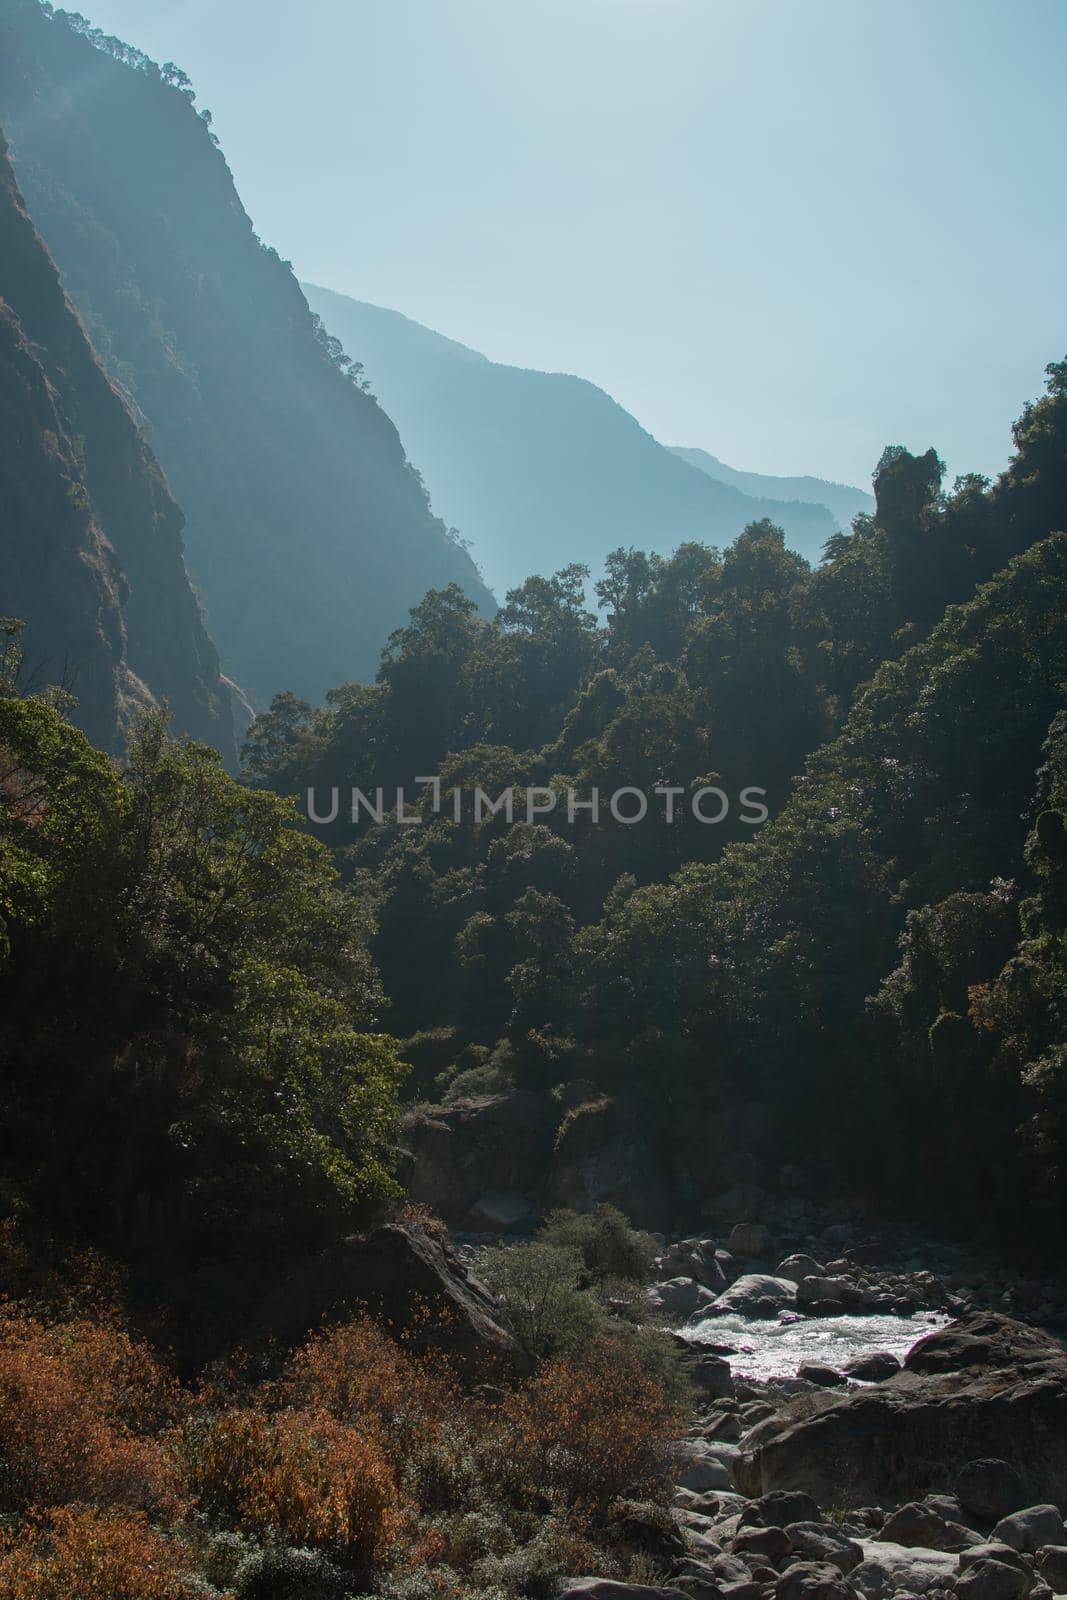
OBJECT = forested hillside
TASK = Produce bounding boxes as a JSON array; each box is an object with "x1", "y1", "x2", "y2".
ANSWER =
[
  {"x1": 0, "y1": 0, "x2": 494, "y2": 707},
  {"x1": 301, "y1": 284, "x2": 838, "y2": 596},
  {"x1": 0, "y1": 129, "x2": 233, "y2": 754},
  {"x1": 248, "y1": 361, "x2": 1067, "y2": 1242}
]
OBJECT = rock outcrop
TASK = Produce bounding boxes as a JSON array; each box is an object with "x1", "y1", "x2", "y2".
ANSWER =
[
  {"x1": 0, "y1": 127, "x2": 234, "y2": 755},
  {"x1": 252, "y1": 1220, "x2": 530, "y2": 1377},
  {"x1": 734, "y1": 1315, "x2": 1067, "y2": 1509}
]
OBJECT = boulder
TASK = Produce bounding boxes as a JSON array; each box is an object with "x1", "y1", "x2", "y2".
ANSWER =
[
  {"x1": 878, "y1": 1502, "x2": 952, "y2": 1549},
  {"x1": 851, "y1": 1541, "x2": 959, "y2": 1597},
  {"x1": 733, "y1": 1525, "x2": 792, "y2": 1564},
  {"x1": 682, "y1": 1350, "x2": 736, "y2": 1401},
  {"x1": 728, "y1": 1223, "x2": 773, "y2": 1259},
  {"x1": 955, "y1": 1559, "x2": 1033, "y2": 1600},
  {"x1": 905, "y1": 1314, "x2": 1064, "y2": 1377},
  {"x1": 252, "y1": 1220, "x2": 529, "y2": 1376},
  {"x1": 669, "y1": 1558, "x2": 731, "y2": 1600},
  {"x1": 713, "y1": 1275, "x2": 798, "y2": 1316},
  {"x1": 796, "y1": 1276, "x2": 861, "y2": 1311},
  {"x1": 783, "y1": 1523, "x2": 864, "y2": 1573},
  {"x1": 549, "y1": 1093, "x2": 673, "y2": 1229},
  {"x1": 740, "y1": 1491, "x2": 824, "y2": 1529},
  {"x1": 993, "y1": 1508, "x2": 1067, "y2": 1554},
  {"x1": 675, "y1": 1440, "x2": 736, "y2": 1493},
  {"x1": 960, "y1": 1547, "x2": 1032, "y2": 1577},
  {"x1": 797, "y1": 1363, "x2": 845, "y2": 1388},
  {"x1": 735, "y1": 1314, "x2": 1067, "y2": 1510},
  {"x1": 844, "y1": 1352, "x2": 904, "y2": 1383},
  {"x1": 775, "y1": 1561, "x2": 856, "y2": 1600},
  {"x1": 776, "y1": 1255, "x2": 825, "y2": 1285},
  {"x1": 956, "y1": 1460, "x2": 1029, "y2": 1525},
  {"x1": 648, "y1": 1278, "x2": 720, "y2": 1319},
  {"x1": 1037, "y1": 1548, "x2": 1067, "y2": 1594}
]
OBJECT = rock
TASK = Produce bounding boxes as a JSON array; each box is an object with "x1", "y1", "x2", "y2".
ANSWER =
[
  {"x1": 796, "y1": 1276, "x2": 861, "y2": 1311},
  {"x1": 851, "y1": 1542, "x2": 960, "y2": 1597},
  {"x1": 251, "y1": 1220, "x2": 529, "y2": 1376},
  {"x1": 740, "y1": 1492, "x2": 824, "y2": 1529},
  {"x1": 955, "y1": 1460, "x2": 1030, "y2": 1525},
  {"x1": 462, "y1": 1188, "x2": 534, "y2": 1231},
  {"x1": 550, "y1": 1093, "x2": 673, "y2": 1229},
  {"x1": 776, "y1": 1255, "x2": 825, "y2": 1284},
  {"x1": 905, "y1": 1314, "x2": 1064, "y2": 1377},
  {"x1": 401, "y1": 1090, "x2": 556, "y2": 1221},
  {"x1": 993, "y1": 1508, "x2": 1067, "y2": 1554},
  {"x1": 728, "y1": 1224, "x2": 773, "y2": 1259},
  {"x1": 954, "y1": 1559, "x2": 1032, "y2": 1600},
  {"x1": 1036, "y1": 1548, "x2": 1067, "y2": 1594},
  {"x1": 669, "y1": 1558, "x2": 730, "y2": 1600},
  {"x1": 683, "y1": 1352, "x2": 736, "y2": 1401},
  {"x1": 959, "y1": 1547, "x2": 1032, "y2": 1577},
  {"x1": 733, "y1": 1526, "x2": 792, "y2": 1564},
  {"x1": 784, "y1": 1523, "x2": 864, "y2": 1574},
  {"x1": 734, "y1": 1314, "x2": 1067, "y2": 1510},
  {"x1": 557, "y1": 1583, "x2": 691, "y2": 1600},
  {"x1": 675, "y1": 1441, "x2": 736, "y2": 1493},
  {"x1": 844, "y1": 1352, "x2": 904, "y2": 1383},
  {"x1": 649, "y1": 1278, "x2": 721, "y2": 1318},
  {"x1": 879, "y1": 1503, "x2": 952, "y2": 1549},
  {"x1": 796, "y1": 1363, "x2": 845, "y2": 1388},
  {"x1": 713, "y1": 1276, "x2": 798, "y2": 1316},
  {"x1": 775, "y1": 1561, "x2": 855, "y2": 1600}
]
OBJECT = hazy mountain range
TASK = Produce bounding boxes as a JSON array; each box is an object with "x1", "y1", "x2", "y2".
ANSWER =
[{"x1": 302, "y1": 286, "x2": 866, "y2": 601}]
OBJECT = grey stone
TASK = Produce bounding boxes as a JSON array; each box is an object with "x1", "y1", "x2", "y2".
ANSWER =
[
  {"x1": 956, "y1": 1460, "x2": 1029, "y2": 1525},
  {"x1": 993, "y1": 1509, "x2": 1067, "y2": 1555}
]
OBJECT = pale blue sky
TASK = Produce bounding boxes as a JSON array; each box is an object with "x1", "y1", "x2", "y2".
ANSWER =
[{"x1": 77, "y1": 0, "x2": 1065, "y2": 488}]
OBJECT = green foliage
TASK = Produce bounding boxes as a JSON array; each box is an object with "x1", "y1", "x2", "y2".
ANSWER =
[
  {"x1": 0, "y1": 700, "x2": 406, "y2": 1343},
  {"x1": 479, "y1": 1243, "x2": 602, "y2": 1360},
  {"x1": 539, "y1": 1204, "x2": 658, "y2": 1285}
]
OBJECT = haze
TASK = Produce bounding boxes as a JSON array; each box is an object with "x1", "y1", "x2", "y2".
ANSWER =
[{"x1": 73, "y1": 0, "x2": 1066, "y2": 487}]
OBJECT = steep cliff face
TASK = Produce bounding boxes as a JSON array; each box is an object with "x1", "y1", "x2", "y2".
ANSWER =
[
  {"x1": 0, "y1": 129, "x2": 234, "y2": 755},
  {"x1": 302, "y1": 285, "x2": 838, "y2": 600},
  {"x1": 0, "y1": 0, "x2": 495, "y2": 707}
]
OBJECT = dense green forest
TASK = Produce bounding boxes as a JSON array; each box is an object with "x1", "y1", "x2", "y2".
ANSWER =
[{"x1": 246, "y1": 360, "x2": 1067, "y2": 1242}]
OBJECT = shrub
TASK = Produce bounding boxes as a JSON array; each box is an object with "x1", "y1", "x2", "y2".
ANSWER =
[
  {"x1": 232, "y1": 1544, "x2": 352, "y2": 1600},
  {"x1": 0, "y1": 1506, "x2": 197, "y2": 1599},
  {"x1": 0, "y1": 1314, "x2": 178, "y2": 1514},
  {"x1": 478, "y1": 1243, "x2": 601, "y2": 1361},
  {"x1": 539, "y1": 1205, "x2": 658, "y2": 1285},
  {"x1": 278, "y1": 1316, "x2": 455, "y2": 1467},
  {"x1": 180, "y1": 1406, "x2": 402, "y2": 1571},
  {"x1": 499, "y1": 1337, "x2": 681, "y2": 1514}
]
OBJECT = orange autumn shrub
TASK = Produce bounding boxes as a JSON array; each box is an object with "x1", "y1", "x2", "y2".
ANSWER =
[
  {"x1": 499, "y1": 1336, "x2": 682, "y2": 1515},
  {"x1": 0, "y1": 1506, "x2": 196, "y2": 1600},
  {"x1": 0, "y1": 1315, "x2": 179, "y2": 1514},
  {"x1": 279, "y1": 1314, "x2": 456, "y2": 1465},
  {"x1": 180, "y1": 1405, "x2": 403, "y2": 1569}
]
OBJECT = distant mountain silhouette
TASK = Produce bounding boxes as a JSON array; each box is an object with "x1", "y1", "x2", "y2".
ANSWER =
[
  {"x1": 669, "y1": 446, "x2": 873, "y2": 531},
  {"x1": 0, "y1": 0, "x2": 494, "y2": 708},
  {"x1": 302, "y1": 286, "x2": 838, "y2": 599}
]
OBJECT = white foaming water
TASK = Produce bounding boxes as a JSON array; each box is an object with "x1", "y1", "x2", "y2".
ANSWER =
[{"x1": 681, "y1": 1310, "x2": 949, "y2": 1381}]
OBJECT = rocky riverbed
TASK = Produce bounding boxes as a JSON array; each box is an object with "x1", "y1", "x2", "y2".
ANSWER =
[{"x1": 558, "y1": 1219, "x2": 1067, "y2": 1600}]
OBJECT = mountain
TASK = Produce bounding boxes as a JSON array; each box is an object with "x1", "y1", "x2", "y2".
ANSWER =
[
  {"x1": 301, "y1": 286, "x2": 838, "y2": 599},
  {"x1": 0, "y1": 1, "x2": 494, "y2": 708},
  {"x1": 0, "y1": 128, "x2": 234, "y2": 756},
  {"x1": 668, "y1": 445, "x2": 874, "y2": 530}
]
